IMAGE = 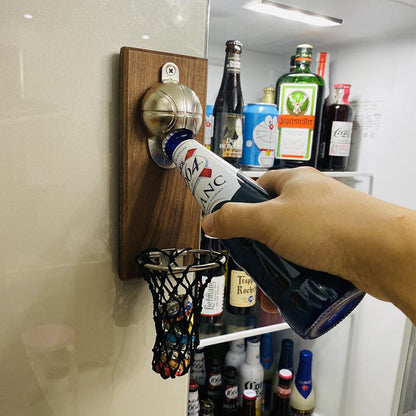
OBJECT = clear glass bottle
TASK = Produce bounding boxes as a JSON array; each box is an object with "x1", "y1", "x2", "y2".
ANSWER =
[
  {"x1": 188, "y1": 379, "x2": 200, "y2": 416},
  {"x1": 200, "y1": 233, "x2": 225, "y2": 335},
  {"x1": 211, "y1": 40, "x2": 244, "y2": 168},
  {"x1": 262, "y1": 87, "x2": 276, "y2": 104},
  {"x1": 274, "y1": 44, "x2": 325, "y2": 168},
  {"x1": 318, "y1": 84, "x2": 353, "y2": 171}
]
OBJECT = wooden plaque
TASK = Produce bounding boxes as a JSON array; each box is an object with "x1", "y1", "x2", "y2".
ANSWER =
[{"x1": 119, "y1": 47, "x2": 207, "y2": 280}]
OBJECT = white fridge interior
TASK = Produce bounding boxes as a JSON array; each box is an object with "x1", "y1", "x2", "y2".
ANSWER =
[{"x1": 206, "y1": 1, "x2": 416, "y2": 415}]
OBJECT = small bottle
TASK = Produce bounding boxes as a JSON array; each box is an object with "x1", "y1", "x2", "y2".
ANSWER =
[
  {"x1": 188, "y1": 379, "x2": 200, "y2": 416},
  {"x1": 205, "y1": 105, "x2": 214, "y2": 150},
  {"x1": 224, "y1": 339, "x2": 246, "y2": 373},
  {"x1": 261, "y1": 333, "x2": 277, "y2": 416},
  {"x1": 270, "y1": 369, "x2": 293, "y2": 416},
  {"x1": 274, "y1": 44, "x2": 325, "y2": 168},
  {"x1": 239, "y1": 338, "x2": 264, "y2": 416},
  {"x1": 191, "y1": 348, "x2": 206, "y2": 393},
  {"x1": 211, "y1": 40, "x2": 244, "y2": 168},
  {"x1": 206, "y1": 356, "x2": 223, "y2": 414},
  {"x1": 200, "y1": 398, "x2": 215, "y2": 416},
  {"x1": 221, "y1": 366, "x2": 239, "y2": 416},
  {"x1": 200, "y1": 233, "x2": 225, "y2": 335},
  {"x1": 241, "y1": 389, "x2": 257, "y2": 416},
  {"x1": 163, "y1": 128, "x2": 365, "y2": 339},
  {"x1": 272, "y1": 338, "x2": 294, "y2": 401},
  {"x1": 226, "y1": 255, "x2": 257, "y2": 316},
  {"x1": 262, "y1": 87, "x2": 276, "y2": 104},
  {"x1": 318, "y1": 84, "x2": 354, "y2": 171},
  {"x1": 290, "y1": 350, "x2": 315, "y2": 416}
]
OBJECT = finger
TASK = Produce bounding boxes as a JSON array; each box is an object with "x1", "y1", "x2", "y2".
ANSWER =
[{"x1": 201, "y1": 201, "x2": 270, "y2": 240}]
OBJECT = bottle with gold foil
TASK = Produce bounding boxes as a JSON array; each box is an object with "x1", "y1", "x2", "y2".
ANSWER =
[{"x1": 262, "y1": 87, "x2": 276, "y2": 104}]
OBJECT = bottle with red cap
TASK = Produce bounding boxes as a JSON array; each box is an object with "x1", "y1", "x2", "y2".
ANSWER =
[
  {"x1": 318, "y1": 83, "x2": 354, "y2": 171},
  {"x1": 188, "y1": 379, "x2": 200, "y2": 416},
  {"x1": 270, "y1": 369, "x2": 293, "y2": 416}
]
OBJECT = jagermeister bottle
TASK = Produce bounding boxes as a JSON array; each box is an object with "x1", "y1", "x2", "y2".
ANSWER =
[
  {"x1": 211, "y1": 40, "x2": 244, "y2": 168},
  {"x1": 274, "y1": 44, "x2": 324, "y2": 168},
  {"x1": 163, "y1": 129, "x2": 365, "y2": 340}
]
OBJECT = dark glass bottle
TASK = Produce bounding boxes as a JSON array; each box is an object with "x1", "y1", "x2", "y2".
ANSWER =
[
  {"x1": 241, "y1": 389, "x2": 257, "y2": 416},
  {"x1": 226, "y1": 255, "x2": 257, "y2": 315},
  {"x1": 278, "y1": 339, "x2": 294, "y2": 374},
  {"x1": 163, "y1": 129, "x2": 365, "y2": 340},
  {"x1": 274, "y1": 44, "x2": 325, "y2": 168},
  {"x1": 206, "y1": 356, "x2": 223, "y2": 415},
  {"x1": 221, "y1": 366, "x2": 239, "y2": 416},
  {"x1": 211, "y1": 40, "x2": 244, "y2": 168},
  {"x1": 289, "y1": 55, "x2": 296, "y2": 73},
  {"x1": 270, "y1": 369, "x2": 293, "y2": 416},
  {"x1": 200, "y1": 398, "x2": 215, "y2": 416},
  {"x1": 318, "y1": 84, "x2": 353, "y2": 171},
  {"x1": 200, "y1": 232, "x2": 225, "y2": 335}
]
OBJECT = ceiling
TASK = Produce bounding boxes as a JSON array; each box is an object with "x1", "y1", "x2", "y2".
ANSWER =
[{"x1": 208, "y1": 0, "x2": 416, "y2": 55}]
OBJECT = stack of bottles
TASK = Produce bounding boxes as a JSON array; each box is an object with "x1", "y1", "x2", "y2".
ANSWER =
[
  {"x1": 188, "y1": 335, "x2": 315, "y2": 416},
  {"x1": 207, "y1": 40, "x2": 354, "y2": 172},
  {"x1": 199, "y1": 231, "x2": 283, "y2": 339}
]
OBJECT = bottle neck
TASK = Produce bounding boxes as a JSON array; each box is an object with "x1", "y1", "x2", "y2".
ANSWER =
[
  {"x1": 245, "y1": 342, "x2": 260, "y2": 364},
  {"x1": 333, "y1": 86, "x2": 351, "y2": 105},
  {"x1": 296, "y1": 357, "x2": 312, "y2": 382},
  {"x1": 230, "y1": 339, "x2": 245, "y2": 353},
  {"x1": 295, "y1": 61, "x2": 311, "y2": 73}
]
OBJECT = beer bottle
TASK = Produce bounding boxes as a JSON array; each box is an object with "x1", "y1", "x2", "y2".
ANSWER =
[
  {"x1": 274, "y1": 44, "x2": 324, "y2": 168},
  {"x1": 221, "y1": 366, "x2": 239, "y2": 416},
  {"x1": 260, "y1": 333, "x2": 277, "y2": 415},
  {"x1": 163, "y1": 128, "x2": 365, "y2": 340},
  {"x1": 272, "y1": 338, "x2": 294, "y2": 402},
  {"x1": 318, "y1": 84, "x2": 353, "y2": 171},
  {"x1": 206, "y1": 355, "x2": 222, "y2": 415},
  {"x1": 238, "y1": 337, "x2": 264, "y2": 416},
  {"x1": 270, "y1": 370, "x2": 293, "y2": 416},
  {"x1": 290, "y1": 350, "x2": 315, "y2": 416},
  {"x1": 188, "y1": 379, "x2": 200, "y2": 416},
  {"x1": 200, "y1": 398, "x2": 215, "y2": 416},
  {"x1": 211, "y1": 40, "x2": 244, "y2": 168},
  {"x1": 200, "y1": 233, "x2": 225, "y2": 335},
  {"x1": 190, "y1": 348, "x2": 206, "y2": 394},
  {"x1": 226, "y1": 255, "x2": 256, "y2": 316},
  {"x1": 241, "y1": 390, "x2": 257, "y2": 416}
]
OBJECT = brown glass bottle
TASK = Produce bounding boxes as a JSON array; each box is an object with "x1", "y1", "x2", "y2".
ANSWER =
[
  {"x1": 241, "y1": 389, "x2": 257, "y2": 416},
  {"x1": 211, "y1": 40, "x2": 244, "y2": 168},
  {"x1": 270, "y1": 369, "x2": 293, "y2": 416},
  {"x1": 319, "y1": 84, "x2": 353, "y2": 171}
]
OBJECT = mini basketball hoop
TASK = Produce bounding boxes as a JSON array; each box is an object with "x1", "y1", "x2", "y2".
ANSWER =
[{"x1": 136, "y1": 248, "x2": 226, "y2": 379}]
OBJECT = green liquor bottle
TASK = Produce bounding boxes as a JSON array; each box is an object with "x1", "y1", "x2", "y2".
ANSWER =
[{"x1": 274, "y1": 44, "x2": 324, "y2": 168}]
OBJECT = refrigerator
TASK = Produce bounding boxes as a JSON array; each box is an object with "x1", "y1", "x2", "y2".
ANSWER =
[{"x1": 0, "y1": 0, "x2": 414, "y2": 415}]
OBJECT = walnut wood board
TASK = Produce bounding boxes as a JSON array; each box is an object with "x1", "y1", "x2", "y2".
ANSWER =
[{"x1": 119, "y1": 47, "x2": 207, "y2": 280}]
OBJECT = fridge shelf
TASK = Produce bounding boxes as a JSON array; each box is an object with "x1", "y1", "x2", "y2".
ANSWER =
[
  {"x1": 242, "y1": 169, "x2": 374, "y2": 179},
  {"x1": 199, "y1": 321, "x2": 290, "y2": 348}
]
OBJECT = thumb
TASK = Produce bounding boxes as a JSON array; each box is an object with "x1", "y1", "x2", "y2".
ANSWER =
[{"x1": 201, "y1": 201, "x2": 270, "y2": 241}]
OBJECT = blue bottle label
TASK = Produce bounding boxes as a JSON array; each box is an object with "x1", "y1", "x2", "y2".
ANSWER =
[
  {"x1": 171, "y1": 140, "x2": 241, "y2": 214},
  {"x1": 295, "y1": 378, "x2": 312, "y2": 399}
]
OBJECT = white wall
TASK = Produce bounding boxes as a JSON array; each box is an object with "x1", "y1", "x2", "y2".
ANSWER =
[{"x1": 0, "y1": 1, "x2": 208, "y2": 415}]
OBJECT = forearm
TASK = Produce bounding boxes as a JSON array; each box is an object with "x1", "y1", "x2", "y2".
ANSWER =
[{"x1": 339, "y1": 195, "x2": 416, "y2": 325}]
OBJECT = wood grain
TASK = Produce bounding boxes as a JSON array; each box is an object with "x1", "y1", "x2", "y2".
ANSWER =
[{"x1": 119, "y1": 47, "x2": 207, "y2": 280}]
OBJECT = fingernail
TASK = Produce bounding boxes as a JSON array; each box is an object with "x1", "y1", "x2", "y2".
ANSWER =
[{"x1": 202, "y1": 213, "x2": 214, "y2": 234}]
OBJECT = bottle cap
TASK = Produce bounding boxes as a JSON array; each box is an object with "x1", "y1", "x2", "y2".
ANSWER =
[
  {"x1": 189, "y1": 379, "x2": 199, "y2": 391},
  {"x1": 243, "y1": 389, "x2": 257, "y2": 400},
  {"x1": 295, "y1": 44, "x2": 313, "y2": 63},
  {"x1": 279, "y1": 369, "x2": 293, "y2": 380},
  {"x1": 226, "y1": 40, "x2": 243, "y2": 53}
]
